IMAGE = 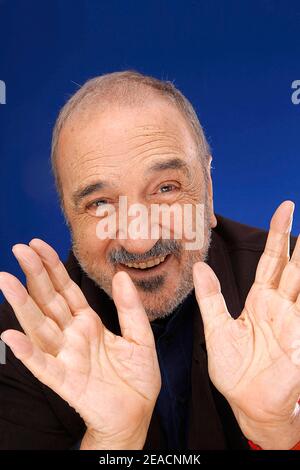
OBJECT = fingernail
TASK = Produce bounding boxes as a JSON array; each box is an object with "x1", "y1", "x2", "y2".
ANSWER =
[
  {"x1": 0, "y1": 275, "x2": 26, "y2": 306},
  {"x1": 12, "y1": 246, "x2": 35, "y2": 269},
  {"x1": 288, "y1": 205, "x2": 295, "y2": 231}
]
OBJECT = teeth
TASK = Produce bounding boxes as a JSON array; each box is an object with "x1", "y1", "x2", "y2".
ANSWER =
[{"x1": 123, "y1": 255, "x2": 167, "y2": 269}]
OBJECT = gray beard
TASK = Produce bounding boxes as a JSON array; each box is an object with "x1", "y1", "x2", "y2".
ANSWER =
[{"x1": 72, "y1": 228, "x2": 212, "y2": 321}]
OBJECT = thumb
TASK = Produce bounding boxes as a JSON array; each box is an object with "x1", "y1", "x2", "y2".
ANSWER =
[
  {"x1": 112, "y1": 271, "x2": 155, "y2": 347},
  {"x1": 193, "y1": 262, "x2": 231, "y2": 333}
]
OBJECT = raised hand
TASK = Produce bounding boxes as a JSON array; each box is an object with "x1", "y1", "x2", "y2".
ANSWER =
[
  {"x1": 0, "y1": 240, "x2": 161, "y2": 450},
  {"x1": 193, "y1": 201, "x2": 300, "y2": 449}
]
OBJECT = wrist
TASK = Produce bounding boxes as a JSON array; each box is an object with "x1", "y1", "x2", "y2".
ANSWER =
[
  {"x1": 234, "y1": 404, "x2": 300, "y2": 450},
  {"x1": 80, "y1": 418, "x2": 151, "y2": 451},
  {"x1": 249, "y1": 439, "x2": 300, "y2": 450},
  {"x1": 80, "y1": 430, "x2": 145, "y2": 450}
]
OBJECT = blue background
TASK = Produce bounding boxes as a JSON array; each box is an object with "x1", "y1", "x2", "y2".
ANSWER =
[{"x1": 0, "y1": 0, "x2": 299, "y2": 288}]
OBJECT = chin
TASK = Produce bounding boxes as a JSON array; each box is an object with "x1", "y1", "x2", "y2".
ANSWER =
[{"x1": 140, "y1": 282, "x2": 194, "y2": 322}]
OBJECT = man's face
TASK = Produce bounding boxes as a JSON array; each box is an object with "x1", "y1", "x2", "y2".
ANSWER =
[{"x1": 56, "y1": 98, "x2": 216, "y2": 320}]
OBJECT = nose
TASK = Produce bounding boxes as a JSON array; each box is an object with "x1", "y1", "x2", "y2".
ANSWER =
[
  {"x1": 114, "y1": 195, "x2": 160, "y2": 255},
  {"x1": 116, "y1": 237, "x2": 158, "y2": 256}
]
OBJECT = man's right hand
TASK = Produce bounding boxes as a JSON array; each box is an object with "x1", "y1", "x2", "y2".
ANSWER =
[{"x1": 0, "y1": 239, "x2": 161, "y2": 450}]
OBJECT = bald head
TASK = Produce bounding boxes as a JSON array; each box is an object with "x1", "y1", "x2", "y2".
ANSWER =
[{"x1": 51, "y1": 70, "x2": 211, "y2": 202}]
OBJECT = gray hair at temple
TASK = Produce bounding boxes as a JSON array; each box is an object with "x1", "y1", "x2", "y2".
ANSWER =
[{"x1": 50, "y1": 70, "x2": 212, "y2": 203}]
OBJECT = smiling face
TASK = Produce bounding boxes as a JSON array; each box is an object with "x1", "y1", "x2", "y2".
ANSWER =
[{"x1": 56, "y1": 97, "x2": 217, "y2": 320}]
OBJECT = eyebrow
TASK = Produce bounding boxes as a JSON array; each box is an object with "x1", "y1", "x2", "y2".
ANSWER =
[
  {"x1": 146, "y1": 157, "x2": 191, "y2": 177},
  {"x1": 72, "y1": 181, "x2": 109, "y2": 206},
  {"x1": 72, "y1": 157, "x2": 191, "y2": 206}
]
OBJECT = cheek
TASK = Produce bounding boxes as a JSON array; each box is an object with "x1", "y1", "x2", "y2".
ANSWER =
[
  {"x1": 161, "y1": 204, "x2": 204, "y2": 243},
  {"x1": 72, "y1": 216, "x2": 96, "y2": 243},
  {"x1": 71, "y1": 216, "x2": 110, "y2": 260}
]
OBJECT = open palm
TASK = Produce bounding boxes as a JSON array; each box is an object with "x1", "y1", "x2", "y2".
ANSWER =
[
  {"x1": 193, "y1": 201, "x2": 300, "y2": 445},
  {"x1": 0, "y1": 239, "x2": 161, "y2": 449}
]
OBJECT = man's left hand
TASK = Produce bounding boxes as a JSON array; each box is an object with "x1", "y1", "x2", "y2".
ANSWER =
[{"x1": 193, "y1": 200, "x2": 300, "y2": 450}]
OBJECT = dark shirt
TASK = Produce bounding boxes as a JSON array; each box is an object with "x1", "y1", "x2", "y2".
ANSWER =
[
  {"x1": 151, "y1": 293, "x2": 194, "y2": 449},
  {"x1": 0, "y1": 214, "x2": 296, "y2": 449}
]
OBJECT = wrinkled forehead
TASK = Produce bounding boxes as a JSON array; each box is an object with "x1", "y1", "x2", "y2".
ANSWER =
[{"x1": 56, "y1": 100, "x2": 199, "y2": 192}]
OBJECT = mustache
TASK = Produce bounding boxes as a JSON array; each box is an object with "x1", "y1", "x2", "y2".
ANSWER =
[{"x1": 108, "y1": 239, "x2": 182, "y2": 264}]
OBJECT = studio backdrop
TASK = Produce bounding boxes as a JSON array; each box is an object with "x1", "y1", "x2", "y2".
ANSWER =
[{"x1": 0, "y1": 0, "x2": 299, "y2": 291}]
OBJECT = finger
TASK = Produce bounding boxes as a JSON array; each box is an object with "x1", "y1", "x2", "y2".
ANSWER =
[
  {"x1": 0, "y1": 329, "x2": 64, "y2": 392},
  {"x1": 0, "y1": 273, "x2": 64, "y2": 354},
  {"x1": 12, "y1": 244, "x2": 72, "y2": 329},
  {"x1": 112, "y1": 271, "x2": 155, "y2": 348},
  {"x1": 295, "y1": 290, "x2": 300, "y2": 314},
  {"x1": 255, "y1": 201, "x2": 294, "y2": 288},
  {"x1": 278, "y1": 235, "x2": 300, "y2": 302},
  {"x1": 193, "y1": 261, "x2": 231, "y2": 334},
  {"x1": 28, "y1": 239, "x2": 90, "y2": 315}
]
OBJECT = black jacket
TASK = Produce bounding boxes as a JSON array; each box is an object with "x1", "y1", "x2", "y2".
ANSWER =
[{"x1": 0, "y1": 214, "x2": 296, "y2": 449}]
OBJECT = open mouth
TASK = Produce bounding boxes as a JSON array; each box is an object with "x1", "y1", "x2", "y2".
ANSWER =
[{"x1": 118, "y1": 254, "x2": 172, "y2": 274}]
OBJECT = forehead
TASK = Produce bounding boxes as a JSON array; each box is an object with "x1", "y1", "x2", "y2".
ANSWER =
[{"x1": 56, "y1": 99, "x2": 198, "y2": 188}]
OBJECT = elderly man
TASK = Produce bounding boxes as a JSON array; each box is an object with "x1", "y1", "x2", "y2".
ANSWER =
[{"x1": 0, "y1": 71, "x2": 299, "y2": 450}]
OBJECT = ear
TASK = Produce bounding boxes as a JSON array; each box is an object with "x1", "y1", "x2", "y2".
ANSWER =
[{"x1": 206, "y1": 156, "x2": 217, "y2": 229}]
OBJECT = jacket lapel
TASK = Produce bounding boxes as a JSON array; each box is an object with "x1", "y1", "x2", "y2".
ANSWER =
[{"x1": 187, "y1": 229, "x2": 243, "y2": 449}]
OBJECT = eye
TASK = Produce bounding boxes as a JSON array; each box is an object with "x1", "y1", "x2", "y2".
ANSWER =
[
  {"x1": 85, "y1": 198, "x2": 114, "y2": 216},
  {"x1": 88, "y1": 199, "x2": 109, "y2": 209},
  {"x1": 158, "y1": 184, "x2": 178, "y2": 193}
]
